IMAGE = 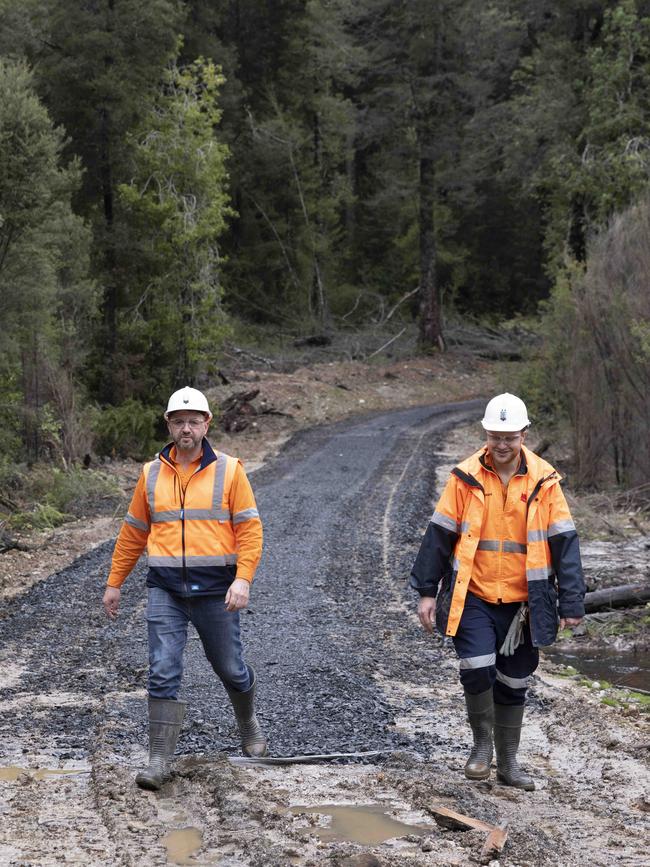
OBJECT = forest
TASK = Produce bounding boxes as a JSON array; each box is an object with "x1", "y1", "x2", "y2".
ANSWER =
[{"x1": 1, "y1": 0, "x2": 650, "y2": 499}]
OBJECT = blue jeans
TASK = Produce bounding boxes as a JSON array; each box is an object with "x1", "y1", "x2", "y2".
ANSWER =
[
  {"x1": 452, "y1": 592, "x2": 539, "y2": 706},
  {"x1": 146, "y1": 586, "x2": 250, "y2": 700}
]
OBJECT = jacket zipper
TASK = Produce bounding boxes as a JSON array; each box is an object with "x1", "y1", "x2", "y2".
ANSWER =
[{"x1": 179, "y1": 480, "x2": 187, "y2": 596}]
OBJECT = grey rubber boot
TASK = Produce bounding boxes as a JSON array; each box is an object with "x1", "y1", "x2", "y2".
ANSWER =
[
  {"x1": 464, "y1": 688, "x2": 494, "y2": 780},
  {"x1": 135, "y1": 698, "x2": 186, "y2": 791},
  {"x1": 494, "y1": 703, "x2": 535, "y2": 791},
  {"x1": 225, "y1": 666, "x2": 268, "y2": 757}
]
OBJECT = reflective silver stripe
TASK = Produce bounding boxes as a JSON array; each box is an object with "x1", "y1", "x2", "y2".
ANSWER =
[
  {"x1": 151, "y1": 508, "x2": 233, "y2": 523},
  {"x1": 452, "y1": 558, "x2": 460, "y2": 572},
  {"x1": 185, "y1": 508, "x2": 232, "y2": 521},
  {"x1": 503, "y1": 541, "x2": 527, "y2": 554},
  {"x1": 459, "y1": 653, "x2": 496, "y2": 670},
  {"x1": 431, "y1": 510, "x2": 459, "y2": 533},
  {"x1": 527, "y1": 566, "x2": 553, "y2": 581},
  {"x1": 146, "y1": 459, "x2": 162, "y2": 510},
  {"x1": 125, "y1": 513, "x2": 149, "y2": 532},
  {"x1": 476, "y1": 539, "x2": 527, "y2": 553},
  {"x1": 496, "y1": 670, "x2": 530, "y2": 689},
  {"x1": 151, "y1": 509, "x2": 182, "y2": 523},
  {"x1": 148, "y1": 554, "x2": 238, "y2": 568},
  {"x1": 477, "y1": 539, "x2": 500, "y2": 552},
  {"x1": 527, "y1": 529, "x2": 547, "y2": 543},
  {"x1": 547, "y1": 519, "x2": 576, "y2": 537},
  {"x1": 233, "y1": 508, "x2": 259, "y2": 524},
  {"x1": 460, "y1": 521, "x2": 470, "y2": 533},
  {"x1": 212, "y1": 454, "x2": 231, "y2": 520}
]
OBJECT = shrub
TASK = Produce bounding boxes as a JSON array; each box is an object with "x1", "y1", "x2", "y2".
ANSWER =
[
  {"x1": 530, "y1": 194, "x2": 650, "y2": 494},
  {"x1": 93, "y1": 399, "x2": 162, "y2": 459}
]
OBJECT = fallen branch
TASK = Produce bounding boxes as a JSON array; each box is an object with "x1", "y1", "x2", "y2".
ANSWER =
[
  {"x1": 366, "y1": 327, "x2": 406, "y2": 360},
  {"x1": 584, "y1": 583, "x2": 650, "y2": 612},
  {"x1": 384, "y1": 286, "x2": 419, "y2": 323},
  {"x1": 228, "y1": 750, "x2": 387, "y2": 766},
  {"x1": 226, "y1": 345, "x2": 275, "y2": 367}
]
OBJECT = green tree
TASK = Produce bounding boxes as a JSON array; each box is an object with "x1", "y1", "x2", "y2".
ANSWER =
[
  {"x1": 118, "y1": 59, "x2": 233, "y2": 393},
  {"x1": 33, "y1": 0, "x2": 184, "y2": 402},
  {"x1": 0, "y1": 59, "x2": 94, "y2": 462}
]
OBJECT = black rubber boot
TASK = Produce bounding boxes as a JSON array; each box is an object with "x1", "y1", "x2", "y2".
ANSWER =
[
  {"x1": 225, "y1": 666, "x2": 268, "y2": 757},
  {"x1": 464, "y1": 688, "x2": 494, "y2": 780},
  {"x1": 135, "y1": 698, "x2": 186, "y2": 791},
  {"x1": 494, "y1": 703, "x2": 535, "y2": 791}
]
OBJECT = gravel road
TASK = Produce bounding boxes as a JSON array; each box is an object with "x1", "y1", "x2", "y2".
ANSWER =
[{"x1": 1, "y1": 400, "x2": 648, "y2": 866}]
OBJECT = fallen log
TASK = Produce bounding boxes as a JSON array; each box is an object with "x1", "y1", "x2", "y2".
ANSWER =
[
  {"x1": 427, "y1": 803, "x2": 508, "y2": 863},
  {"x1": 584, "y1": 583, "x2": 650, "y2": 613}
]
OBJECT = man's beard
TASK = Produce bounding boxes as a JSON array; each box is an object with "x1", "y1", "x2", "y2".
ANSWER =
[{"x1": 172, "y1": 431, "x2": 203, "y2": 453}]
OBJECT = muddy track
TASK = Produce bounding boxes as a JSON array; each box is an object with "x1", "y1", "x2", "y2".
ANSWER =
[{"x1": 1, "y1": 401, "x2": 648, "y2": 866}]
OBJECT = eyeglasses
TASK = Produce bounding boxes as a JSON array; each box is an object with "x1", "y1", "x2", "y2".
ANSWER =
[
  {"x1": 168, "y1": 418, "x2": 207, "y2": 429},
  {"x1": 486, "y1": 433, "x2": 522, "y2": 445}
]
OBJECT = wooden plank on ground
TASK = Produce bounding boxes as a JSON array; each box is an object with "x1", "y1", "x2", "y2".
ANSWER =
[{"x1": 427, "y1": 803, "x2": 508, "y2": 864}]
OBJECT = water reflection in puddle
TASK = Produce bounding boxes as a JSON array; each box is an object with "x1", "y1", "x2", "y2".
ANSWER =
[
  {"x1": 290, "y1": 803, "x2": 428, "y2": 845},
  {"x1": 163, "y1": 827, "x2": 203, "y2": 865},
  {"x1": 0, "y1": 767, "x2": 86, "y2": 781},
  {"x1": 544, "y1": 649, "x2": 650, "y2": 691}
]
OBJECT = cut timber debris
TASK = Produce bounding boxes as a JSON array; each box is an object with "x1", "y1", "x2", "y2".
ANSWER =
[
  {"x1": 427, "y1": 803, "x2": 508, "y2": 864},
  {"x1": 219, "y1": 389, "x2": 260, "y2": 432},
  {"x1": 584, "y1": 583, "x2": 650, "y2": 612}
]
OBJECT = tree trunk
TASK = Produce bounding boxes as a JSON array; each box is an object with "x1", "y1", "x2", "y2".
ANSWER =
[
  {"x1": 311, "y1": 110, "x2": 328, "y2": 326},
  {"x1": 21, "y1": 332, "x2": 40, "y2": 463},
  {"x1": 418, "y1": 150, "x2": 444, "y2": 349},
  {"x1": 98, "y1": 2, "x2": 117, "y2": 404}
]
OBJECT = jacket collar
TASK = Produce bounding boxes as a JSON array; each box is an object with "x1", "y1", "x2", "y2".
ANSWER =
[
  {"x1": 159, "y1": 437, "x2": 218, "y2": 471},
  {"x1": 454, "y1": 444, "x2": 560, "y2": 488}
]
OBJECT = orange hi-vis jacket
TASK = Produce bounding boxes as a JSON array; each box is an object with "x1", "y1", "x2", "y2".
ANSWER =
[
  {"x1": 107, "y1": 438, "x2": 262, "y2": 597},
  {"x1": 411, "y1": 445, "x2": 585, "y2": 648}
]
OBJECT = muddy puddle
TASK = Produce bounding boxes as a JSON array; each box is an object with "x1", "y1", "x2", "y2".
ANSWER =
[
  {"x1": 0, "y1": 766, "x2": 87, "y2": 782},
  {"x1": 163, "y1": 827, "x2": 203, "y2": 865},
  {"x1": 289, "y1": 803, "x2": 429, "y2": 846},
  {"x1": 543, "y1": 647, "x2": 650, "y2": 691}
]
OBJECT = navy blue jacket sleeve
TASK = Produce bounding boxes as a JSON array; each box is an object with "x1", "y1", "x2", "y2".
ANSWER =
[
  {"x1": 549, "y1": 532, "x2": 586, "y2": 618},
  {"x1": 410, "y1": 522, "x2": 457, "y2": 597}
]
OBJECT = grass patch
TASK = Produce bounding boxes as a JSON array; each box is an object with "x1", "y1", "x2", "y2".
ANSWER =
[
  {"x1": 1, "y1": 465, "x2": 124, "y2": 532},
  {"x1": 8, "y1": 503, "x2": 71, "y2": 531}
]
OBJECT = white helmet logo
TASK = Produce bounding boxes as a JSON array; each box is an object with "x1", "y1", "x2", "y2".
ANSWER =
[
  {"x1": 500, "y1": 408, "x2": 507, "y2": 421},
  {"x1": 183, "y1": 398, "x2": 189, "y2": 404}
]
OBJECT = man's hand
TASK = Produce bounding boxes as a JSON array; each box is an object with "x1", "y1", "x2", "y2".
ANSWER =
[
  {"x1": 103, "y1": 586, "x2": 121, "y2": 620},
  {"x1": 417, "y1": 596, "x2": 436, "y2": 633},
  {"x1": 559, "y1": 617, "x2": 583, "y2": 630},
  {"x1": 225, "y1": 577, "x2": 250, "y2": 612}
]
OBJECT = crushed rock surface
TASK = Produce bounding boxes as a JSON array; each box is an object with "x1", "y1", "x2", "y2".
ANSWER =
[{"x1": 0, "y1": 402, "x2": 648, "y2": 866}]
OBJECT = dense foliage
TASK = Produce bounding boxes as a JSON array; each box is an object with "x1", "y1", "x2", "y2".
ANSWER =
[{"x1": 1, "y1": 0, "x2": 650, "y2": 488}]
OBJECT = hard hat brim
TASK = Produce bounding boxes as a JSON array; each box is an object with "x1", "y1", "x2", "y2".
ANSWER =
[
  {"x1": 164, "y1": 410, "x2": 213, "y2": 421},
  {"x1": 481, "y1": 419, "x2": 529, "y2": 432}
]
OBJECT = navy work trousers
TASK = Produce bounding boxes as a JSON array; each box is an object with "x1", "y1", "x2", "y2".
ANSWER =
[{"x1": 452, "y1": 592, "x2": 539, "y2": 706}]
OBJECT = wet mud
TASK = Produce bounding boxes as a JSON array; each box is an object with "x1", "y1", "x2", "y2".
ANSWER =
[{"x1": 0, "y1": 401, "x2": 648, "y2": 866}]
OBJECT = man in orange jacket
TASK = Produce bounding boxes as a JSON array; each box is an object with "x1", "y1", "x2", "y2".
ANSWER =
[
  {"x1": 102, "y1": 386, "x2": 266, "y2": 790},
  {"x1": 411, "y1": 393, "x2": 584, "y2": 790}
]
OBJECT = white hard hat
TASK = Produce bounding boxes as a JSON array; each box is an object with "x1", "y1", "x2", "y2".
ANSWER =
[
  {"x1": 481, "y1": 393, "x2": 530, "y2": 431},
  {"x1": 165, "y1": 386, "x2": 212, "y2": 419}
]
